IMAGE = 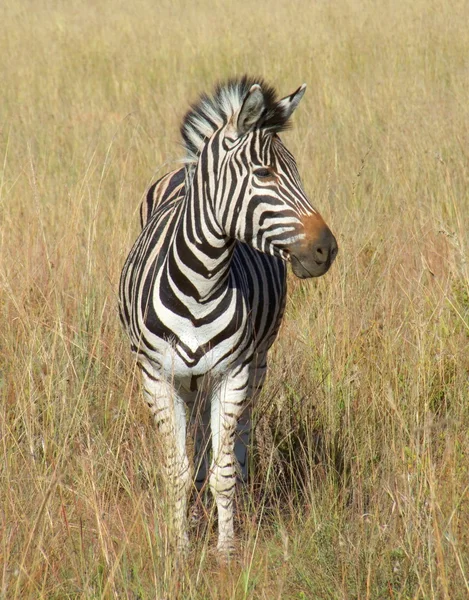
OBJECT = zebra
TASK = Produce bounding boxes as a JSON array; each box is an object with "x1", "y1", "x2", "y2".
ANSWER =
[{"x1": 119, "y1": 76, "x2": 338, "y2": 555}]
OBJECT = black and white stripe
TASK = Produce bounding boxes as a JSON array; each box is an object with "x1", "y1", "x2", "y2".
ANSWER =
[{"x1": 119, "y1": 76, "x2": 338, "y2": 554}]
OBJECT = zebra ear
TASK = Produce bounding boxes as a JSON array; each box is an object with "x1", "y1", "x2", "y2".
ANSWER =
[
  {"x1": 276, "y1": 83, "x2": 307, "y2": 121},
  {"x1": 236, "y1": 84, "x2": 265, "y2": 136}
]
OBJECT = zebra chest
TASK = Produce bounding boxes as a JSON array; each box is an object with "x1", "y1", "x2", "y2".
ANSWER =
[
  {"x1": 133, "y1": 244, "x2": 287, "y2": 381},
  {"x1": 142, "y1": 286, "x2": 253, "y2": 378}
]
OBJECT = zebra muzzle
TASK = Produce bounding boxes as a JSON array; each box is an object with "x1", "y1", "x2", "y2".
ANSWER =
[{"x1": 289, "y1": 224, "x2": 338, "y2": 278}]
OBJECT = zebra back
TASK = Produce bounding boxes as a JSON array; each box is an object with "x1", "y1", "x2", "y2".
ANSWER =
[{"x1": 140, "y1": 168, "x2": 186, "y2": 228}]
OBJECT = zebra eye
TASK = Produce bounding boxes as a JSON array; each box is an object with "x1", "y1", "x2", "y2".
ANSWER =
[{"x1": 253, "y1": 167, "x2": 273, "y2": 178}]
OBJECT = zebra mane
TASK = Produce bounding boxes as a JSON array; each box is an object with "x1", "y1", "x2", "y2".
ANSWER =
[{"x1": 180, "y1": 76, "x2": 291, "y2": 165}]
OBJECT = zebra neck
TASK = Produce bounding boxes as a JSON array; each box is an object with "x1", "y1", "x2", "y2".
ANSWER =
[{"x1": 173, "y1": 185, "x2": 236, "y2": 303}]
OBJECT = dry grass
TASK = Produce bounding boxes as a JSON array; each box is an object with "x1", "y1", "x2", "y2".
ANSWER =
[{"x1": 1, "y1": 0, "x2": 469, "y2": 597}]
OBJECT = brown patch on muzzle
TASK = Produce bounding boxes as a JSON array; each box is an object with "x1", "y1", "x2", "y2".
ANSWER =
[
  {"x1": 301, "y1": 212, "x2": 329, "y2": 244},
  {"x1": 288, "y1": 212, "x2": 338, "y2": 279}
]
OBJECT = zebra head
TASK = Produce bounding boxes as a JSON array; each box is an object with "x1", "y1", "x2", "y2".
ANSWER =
[{"x1": 181, "y1": 77, "x2": 338, "y2": 278}]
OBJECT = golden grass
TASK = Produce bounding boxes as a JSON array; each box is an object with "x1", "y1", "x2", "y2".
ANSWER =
[{"x1": 1, "y1": 0, "x2": 469, "y2": 597}]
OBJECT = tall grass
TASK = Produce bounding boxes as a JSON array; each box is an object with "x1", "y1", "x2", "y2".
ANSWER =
[{"x1": 1, "y1": 0, "x2": 469, "y2": 597}]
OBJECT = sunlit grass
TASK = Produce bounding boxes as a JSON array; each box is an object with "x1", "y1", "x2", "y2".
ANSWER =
[{"x1": 1, "y1": 0, "x2": 469, "y2": 597}]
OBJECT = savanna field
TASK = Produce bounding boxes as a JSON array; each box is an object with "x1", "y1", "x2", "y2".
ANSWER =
[{"x1": 1, "y1": 0, "x2": 469, "y2": 597}]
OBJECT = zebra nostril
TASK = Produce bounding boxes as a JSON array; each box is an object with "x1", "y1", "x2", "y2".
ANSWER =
[
  {"x1": 313, "y1": 244, "x2": 329, "y2": 264},
  {"x1": 312, "y1": 229, "x2": 338, "y2": 265}
]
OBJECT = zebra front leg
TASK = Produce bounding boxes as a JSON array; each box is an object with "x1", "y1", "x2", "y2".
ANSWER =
[
  {"x1": 141, "y1": 368, "x2": 191, "y2": 551},
  {"x1": 193, "y1": 400, "x2": 249, "y2": 489},
  {"x1": 209, "y1": 373, "x2": 248, "y2": 555}
]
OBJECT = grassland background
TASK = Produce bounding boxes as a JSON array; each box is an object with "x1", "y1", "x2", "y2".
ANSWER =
[{"x1": 1, "y1": 0, "x2": 469, "y2": 598}]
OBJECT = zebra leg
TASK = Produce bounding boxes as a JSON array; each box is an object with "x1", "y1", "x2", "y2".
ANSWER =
[
  {"x1": 193, "y1": 400, "x2": 244, "y2": 491},
  {"x1": 234, "y1": 405, "x2": 251, "y2": 483},
  {"x1": 141, "y1": 369, "x2": 191, "y2": 551},
  {"x1": 234, "y1": 363, "x2": 266, "y2": 483},
  {"x1": 193, "y1": 399, "x2": 247, "y2": 491},
  {"x1": 193, "y1": 399, "x2": 211, "y2": 492},
  {"x1": 209, "y1": 373, "x2": 248, "y2": 555}
]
